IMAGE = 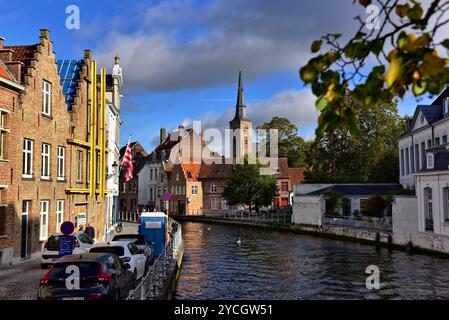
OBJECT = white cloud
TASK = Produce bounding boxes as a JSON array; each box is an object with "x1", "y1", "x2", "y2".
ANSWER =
[{"x1": 94, "y1": 0, "x2": 361, "y2": 92}]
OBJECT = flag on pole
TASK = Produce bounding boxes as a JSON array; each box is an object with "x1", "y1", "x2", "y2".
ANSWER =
[{"x1": 122, "y1": 137, "x2": 134, "y2": 182}]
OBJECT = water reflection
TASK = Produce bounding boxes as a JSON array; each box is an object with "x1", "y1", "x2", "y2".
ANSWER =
[{"x1": 174, "y1": 222, "x2": 449, "y2": 300}]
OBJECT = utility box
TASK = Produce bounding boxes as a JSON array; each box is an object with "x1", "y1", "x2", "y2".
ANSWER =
[{"x1": 139, "y1": 212, "x2": 167, "y2": 257}]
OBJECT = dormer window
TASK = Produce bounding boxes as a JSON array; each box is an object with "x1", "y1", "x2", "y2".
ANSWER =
[
  {"x1": 444, "y1": 98, "x2": 449, "y2": 114},
  {"x1": 427, "y1": 153, "x2": 434, "y2": 170}
]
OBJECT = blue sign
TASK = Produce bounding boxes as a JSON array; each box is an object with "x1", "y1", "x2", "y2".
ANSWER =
[
  {"x1": 61, "y1": 221, "x2": 75, "y2": 235},
  {"x1": 59, "y1": 235, "x2": 75, "y2": 256},
  {"x1": 163, "y1": 192, "x2": 171, "y2": 201}
]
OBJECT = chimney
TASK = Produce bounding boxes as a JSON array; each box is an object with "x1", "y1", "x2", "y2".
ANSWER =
[
  {"x1": 40, "y1": 29, "x2": 50, "y2": 41},
  {"x1": 160, "y1": 127, "x2": 167, "y2": 144},
  {"x1": 84, "y1": 49, "x2": 92, "y2": 60},
  {"x1": 0, "y1": 37, "x2": 4, "y2": 50}
]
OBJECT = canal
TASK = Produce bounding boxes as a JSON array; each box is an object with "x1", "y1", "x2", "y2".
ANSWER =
[{"x1": 174, "y1": 222, "x2": 449, "y2": 300}]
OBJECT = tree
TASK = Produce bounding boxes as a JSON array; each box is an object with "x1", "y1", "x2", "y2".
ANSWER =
[
  {"x1": 257, "y1": 117, "x2": 310, "y2": 167},
  {"x1": 300, "y1": 0, "x2": 449, "y2": 138},
  {"x1": 305, "y1": 99, "x2": 404, "y2": 183},
  {"x1": 223, "y1": 162, "x2": 278, "y2": 213}
]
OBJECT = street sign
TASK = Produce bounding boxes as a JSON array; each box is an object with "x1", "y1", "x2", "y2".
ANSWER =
[
  {"x1": 163, "y1": 192, "x2": 171, "y2": 201},
  {"x1": 59, "y1": 235, "x2": 75, "y2": 256},
  {"x1": 60, "y1": 221, "x2": 75, "y2": 236}
]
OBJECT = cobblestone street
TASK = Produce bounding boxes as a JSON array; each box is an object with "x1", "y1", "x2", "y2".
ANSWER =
[{"x1": 0, "y1": 259, "x2": 45, "y2": 300}]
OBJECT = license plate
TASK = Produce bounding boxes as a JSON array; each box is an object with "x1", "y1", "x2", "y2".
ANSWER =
[{"x1": 61, "y1": 297, "x2": 85, "y2": 300}]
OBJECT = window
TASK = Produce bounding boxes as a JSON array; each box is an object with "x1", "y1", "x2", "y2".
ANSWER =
[
  {"x1": 41, "y1": 143, "x2": 50, "y2": 179},
  {"x1": 410, "y1": 146, "x2": 414, "y2": 173},
  {"x1": 56, "y1": 200, "x2": 64, "y2": 232},
  {"x1": 405, "y1": 147, "x2": 410, "y2": 174},
  {"x1": 360, "y1": 199, "x2": 368, "y2": 216},
  {"x1": 435, "y1": 137, "x2": 440, "y2": 146},
  {"x1": 281, "y1": 181, "x2": 289, "y2": 192},
  {"x1": 76, "y1": 151, "x2": 83, "y2": 182},
  {"x1": 192, "y1": 185, "x2": 198, "y2": 195},
  {"x1": 40, "y1": 200, "x2": 49, "y2": 240},
  {"x1": 0, "y1": 207, "x2": 6, "y2": 236},
  {"x1": 211, "y1": 198, "x2": 219, "y2": 210},
  {"x1": 221, "y1": 199, "x2": 229, "y2": 210},
  {"x1": 23, "y1": 139, "x2": 33, "y2": 177},
  {"x1": 0, "y1": 130, "x2": 3, "y2": 160},
  {"x1": 424, "y1": 188, "x2": 433, "y2": 232},
  {"x1": 427, "y1": 153, "x2": 434, "y2": 170},
  {"x1": 342, "y1": 198, "x2": 351, "y2": 216},
  {"x1": 150, "y1": 169, "x2": 153, "y2": 180},
  {"x1": 420, "y1": 113, "x2": 425, "y2": 124},
  {"x1": 42, "y1": 80, "x2": 51, "y2": 116},
  {"x1": 87, "y1": 151, "x2": 90, "y2": 184},
  {"x1": 421, "y1": 142, "x2": 426, "y2": 170},
  {"x1": 96, "y1": 154, "x2": 100, "y2": 185},
  {"x1": 414, "y1": 144, "x2": 419, "y2": 172},
  {"x1": 444, "y1": 135, "x2": 448, "y2": 144},
  {"x1": 210, "y1": 182, "x2": 217, "y2": 193},
  {"x1": 427, "y1": 139, "x2": 432, "y2": 148},
  {"x1": 444, "y1": 188, "x2": 449, "y2": 223},
  {"x1": 400, "y1": 149, "x2": 404, "y2": 176},
  {"x1": 57, "y1": 147, "x2": 65, "y2": 180}
]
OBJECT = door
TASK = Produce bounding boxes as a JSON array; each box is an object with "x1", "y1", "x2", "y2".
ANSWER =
[
  {"x1": 178, "y1": 200, "x2": 185, "y2": 215},
  {"x1": 21, "y1": 201, "x2": 30, "y2": 258}
]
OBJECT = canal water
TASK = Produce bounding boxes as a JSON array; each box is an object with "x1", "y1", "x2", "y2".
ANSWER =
[{"x1": 174, "y1": 222, "x2": 449, "y2": 300}]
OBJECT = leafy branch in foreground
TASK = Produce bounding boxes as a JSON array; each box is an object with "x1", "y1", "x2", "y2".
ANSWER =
[{"x1": 300, "y1": 0, "x2": 449, "y2": 138}]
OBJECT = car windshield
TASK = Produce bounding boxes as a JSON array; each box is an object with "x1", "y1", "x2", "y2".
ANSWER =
[
  {"x1": 50, "y1": 262, "x2": 100, "y2": 279},
  {"x1": 90, "y1": 246, "x2": 124, "y2": 256},
  {"x1": 46, "y1": 235, "x2": 60, "y2": 251},
  {"x1": 113, "y1": 235, "x2": 145, "y2": 245}
]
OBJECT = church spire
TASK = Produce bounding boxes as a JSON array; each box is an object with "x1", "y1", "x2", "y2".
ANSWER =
[
  {"x1": 232, "y1": 70, "x2": 249, "y2": 123},
  {"x1": 237, "y1": 70, "x2": 245, "y2": 108}
]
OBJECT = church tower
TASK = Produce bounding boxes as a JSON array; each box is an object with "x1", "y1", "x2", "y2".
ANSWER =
[{"x1": 229, "y1": 70, "x2": 252, "y2": 162}]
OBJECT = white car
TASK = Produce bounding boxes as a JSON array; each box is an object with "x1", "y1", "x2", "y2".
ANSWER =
[
  {"x1": 88, "y1": 241, "x2": 147, "y2": 283},
  {"x1": 41, "y1": 232, "x2": 94, "y2": 268}
]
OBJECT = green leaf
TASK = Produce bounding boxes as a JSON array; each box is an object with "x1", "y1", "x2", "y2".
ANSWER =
[
  {"x1": 300, "y1": 66, "x2": 317, "y2": 83},
  {"x1": 311, "y1": 40, "x2": 322, "y2": 53},
  {"x1": 441, "y1": 39, "x2": 449, "y2": 50},
  {"x1": 316, "y1": 94, "x2": 329, "y2": 111},
  {"x1": 385, "y1": 57, "x2": 402, "y2": 88}
]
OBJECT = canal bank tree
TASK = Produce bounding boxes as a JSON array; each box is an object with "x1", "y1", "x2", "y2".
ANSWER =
[
  {"x1": 305, "y1": 99, "x2": 403, "y2": 183},
  {"x1": 222, "y1": 162, "x2": 278, "y2": 213}
]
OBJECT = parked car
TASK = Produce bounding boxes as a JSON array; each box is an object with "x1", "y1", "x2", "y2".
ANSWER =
[
  {"x1": 112, "y1": 234, "x2": 155, "y2": 268},
  {"x1": 41, "y1": 232, "x2": 94, "y2": 269},
  {"x1": 37, "y1": 253, "x2": 133, "y2": 300},
  {"x1": 88, "y1": 241, "x2": 146, "y2": 284}
]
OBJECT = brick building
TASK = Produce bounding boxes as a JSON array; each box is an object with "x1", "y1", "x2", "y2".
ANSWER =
[
  {"x1": 168, "y1": 163, "x2": 202, "y2": 215},
  {"x1": 0, "y1": 45, "x2": 25, "y2": 265},
  {"x1": 199, "y1": 163, "x2": 233, "y2": 214},
  {"x1": 58, "y1": 49, "x2": 120, "y2": 241},
  {"x1": 119, "y1": 142, "x2": 148, "y2": 214},
  {"x1": 0, "y1": 30, "x2": 72, "y2": 263}
]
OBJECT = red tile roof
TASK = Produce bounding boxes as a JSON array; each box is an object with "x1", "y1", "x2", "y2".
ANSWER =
[
  {"x1": 181, "y1": 163, "x2": 202, "y2": 182},
  {"x1": 288, "y1": 167, "x2": 305, "y2": 187},
  {"x1": 0, "y1": 61, "x2": 13, "y2": 81},
  {"x1": 198, "y1": 163, "x2": 233, "y2": 179},
  {"x1": 4, "y1": 45, "x2": 37, "y2": 81},
  {"x1": 5, "y1": 45, "x2": 37, "y2": 64}
]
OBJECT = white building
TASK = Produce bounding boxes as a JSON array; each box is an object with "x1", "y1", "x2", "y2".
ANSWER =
[
  {"x1": 395, "y1": 87, "x2": 449, "y2": 253},
  {"x1": 105, "y1": 55, "x2": 122, "y2": 234}
]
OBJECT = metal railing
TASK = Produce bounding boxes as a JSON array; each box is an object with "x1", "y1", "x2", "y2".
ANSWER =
[
  {"x1": 126, "y1": 218, "x2": 183, "y2": 300},
  {"x1": 209, "y1": 210, "x2": 292, "y2": 223},
  {"x1": 119, "y1": 211, "x2": 139, "y2": 223}
]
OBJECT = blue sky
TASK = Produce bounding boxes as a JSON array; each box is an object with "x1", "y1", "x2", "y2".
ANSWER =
[{"x1": 0, "y1": 0, "x2": 436, "y2": 151}]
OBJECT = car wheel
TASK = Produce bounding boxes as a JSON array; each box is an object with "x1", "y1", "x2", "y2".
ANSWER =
[{"x1": 40, "y1": 263, "x2": 48, "y2": 269}]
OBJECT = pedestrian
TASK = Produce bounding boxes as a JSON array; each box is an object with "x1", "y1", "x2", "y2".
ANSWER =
[{"x1": 85, "y1": 223, "x2": 95, "y2": 240}]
